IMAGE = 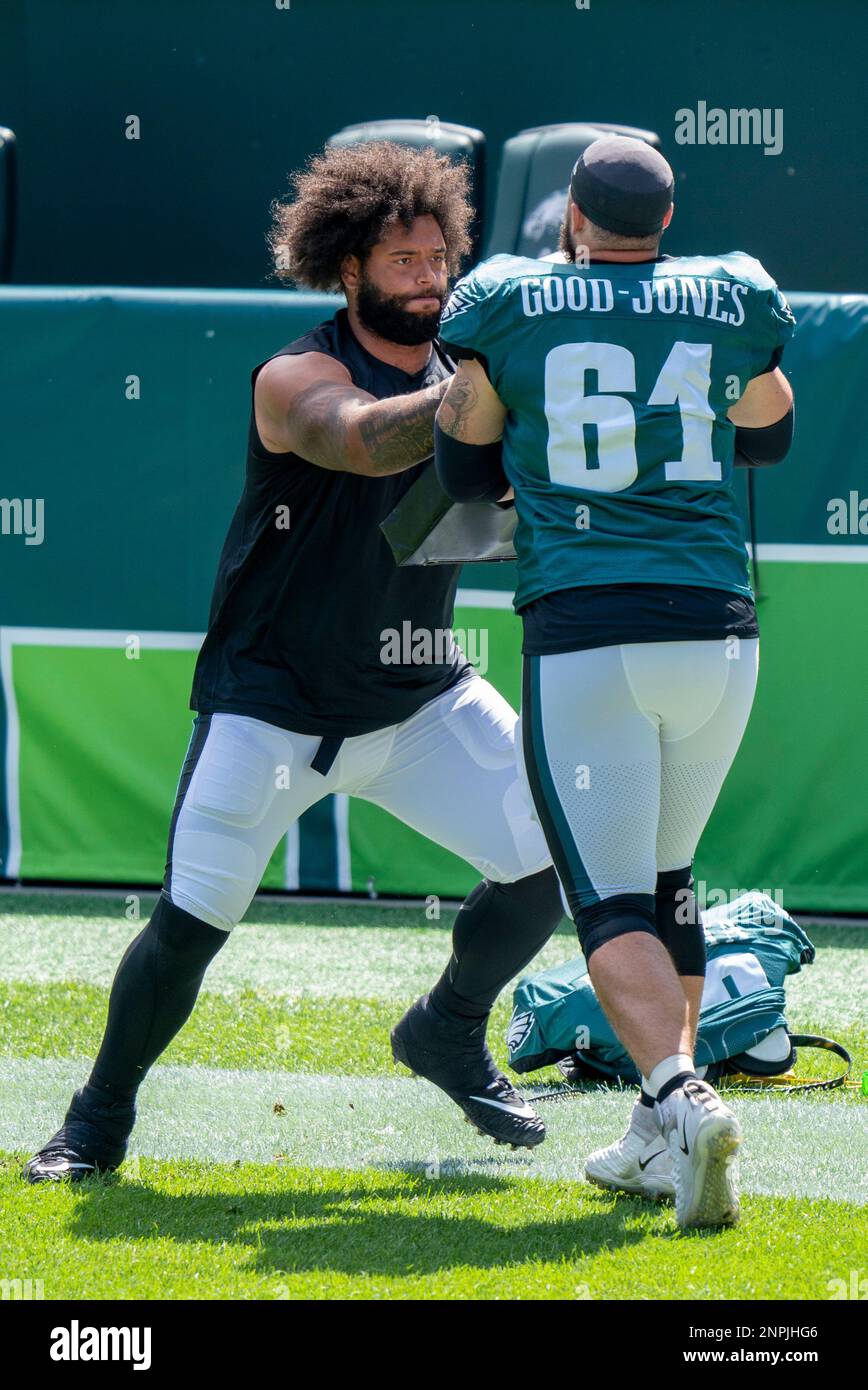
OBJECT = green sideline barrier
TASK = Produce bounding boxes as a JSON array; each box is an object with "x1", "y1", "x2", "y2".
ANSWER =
[{"x1": 1, "y1": 288, "x2": 867, "y2": 911}]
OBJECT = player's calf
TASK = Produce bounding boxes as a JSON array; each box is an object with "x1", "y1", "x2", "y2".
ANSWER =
[{"x1": 23, "y1": 896, "x2": 227, "y2": 1184}]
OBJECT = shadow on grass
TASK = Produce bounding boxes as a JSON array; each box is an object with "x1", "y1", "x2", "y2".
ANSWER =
[{"x1": 58, "y1": 1166, "x2": 668, "y2": 1278}]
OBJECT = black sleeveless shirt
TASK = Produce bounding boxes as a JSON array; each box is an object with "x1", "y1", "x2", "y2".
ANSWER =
[{"x1": 190, "y1": 310, "x2": 470, "y2": 737}]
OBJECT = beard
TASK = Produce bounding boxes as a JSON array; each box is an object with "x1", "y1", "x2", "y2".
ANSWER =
[
  {"x1": 558, "y1": 219, "x2": 594, "y2": 266},
  {"x1": 559, "y1": 217, "x2": 577, "y2": 262},
  {"x1": 356, "y1": 273, "x2": 444, "y2": 346}
]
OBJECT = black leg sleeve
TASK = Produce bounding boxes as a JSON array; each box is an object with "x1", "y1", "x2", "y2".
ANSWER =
[
  {"x1": 430, "y1": 865, "x2": 565, "y2": 1020},
  {"x1": 655, "y1": 866, "x2": 707, "y2": 977},
  {"x1": 578, "y1": 893, "x2": 658, "y2": 962},
  {"x1": 86, "y1": 895, "x2": 229, "y2": 1102}
]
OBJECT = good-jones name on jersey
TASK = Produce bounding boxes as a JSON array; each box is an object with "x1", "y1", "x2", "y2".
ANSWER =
[{"x1": 520, "y1": 275, "x2": 748, "y2": 327}]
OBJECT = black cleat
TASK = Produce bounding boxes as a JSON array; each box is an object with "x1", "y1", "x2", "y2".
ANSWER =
[
  {"x1": 23, "y1": 1086, "x2": 134, "y2": 1184},
  {"x1": 390, "y1": 994, "x2": 546, "y2": 1149}
]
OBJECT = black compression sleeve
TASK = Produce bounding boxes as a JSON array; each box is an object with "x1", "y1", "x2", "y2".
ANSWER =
[
  {"x1": 756, "y1": 344, "x2": 784, "y2": 375},
  {"x1": 734, "y1": 403, "x2": 794, "y2": 467},
  {"x1": 434, "y1": 419, "x2": 508, "y2": 503},
  {"x1": 430, "y1": 866, "x2": 566, "y2": 1019},
  {"x1": 88, "y1": 896, "x2": 228, "y2": 1101}
]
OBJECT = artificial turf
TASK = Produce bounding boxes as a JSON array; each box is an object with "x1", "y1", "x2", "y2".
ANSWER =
[{"x1": 0, "y1": 891, "x2": 865, "y2": 1300}]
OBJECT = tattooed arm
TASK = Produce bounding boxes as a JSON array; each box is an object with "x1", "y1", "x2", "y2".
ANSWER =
[
  {"x1": 436, "y1": 358, "x2": 506, "y2": 444},
  {"x1": 254, "y1": 350, "x2": 449, "y2": 476},
  {"x1": 434, "y1": 359, "x2": 512, "y2": 503}
]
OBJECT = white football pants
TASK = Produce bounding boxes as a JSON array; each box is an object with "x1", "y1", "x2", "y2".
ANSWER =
[
  {"x1": 518, "y1": 638, "x2": 759, "y2": 908},
  {"x1": 165, "y1": 674, "x2": 552, "y2": 931}
]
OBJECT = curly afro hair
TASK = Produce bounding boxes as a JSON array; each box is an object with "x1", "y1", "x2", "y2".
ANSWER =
[{"x1": 268, "y1": 141, "x2": 474, "y2": 292}]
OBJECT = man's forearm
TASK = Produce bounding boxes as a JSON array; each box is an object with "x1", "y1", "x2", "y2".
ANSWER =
[
  {"x1": 286, "y1": 377, "x2": 448, "y2": 475},
  {"x1": 352, "y1": 379, "x2": 449, "y2": 475}
]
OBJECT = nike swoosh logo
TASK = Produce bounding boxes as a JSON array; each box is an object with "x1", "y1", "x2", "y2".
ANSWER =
[
  {"x1": 638, "y1": 1149, "x2": 668, "y2": 1171},
  {"x1": 43, "y1": 1161, "x2": 96, "y2": 1170},
  {"x1": 679, "y1": 1117, "x2": 689, "y2": 1156},
  {"x1": 468, "y1": 1096, "x2": 538, "y2": 1119}
]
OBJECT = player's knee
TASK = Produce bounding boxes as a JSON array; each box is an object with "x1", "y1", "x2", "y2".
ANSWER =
[
  {"x1": 167, "y1": 890, "x2": 242, "y2": 935},
  {"x1": 480, "y1": 779, "x2": 553, "y2": 884},
  {"x1": 168, "y1": 829, "x2": 259, "y2": 932},
  {"x1": 451, "y1": 867, "x2": 564, "y2": 953},
  {"x1": 152, "y1": 894, "x2": 229, "y2": 961},
  {"x1": 489, "y1": 865, "x2": 565, "y2": 926},
  {"x1": 575, "y1": 892, "x2": 658, "y2": 962},
  {"x1": 656, "y1": 865, "x2": 706, "y2": 976}
]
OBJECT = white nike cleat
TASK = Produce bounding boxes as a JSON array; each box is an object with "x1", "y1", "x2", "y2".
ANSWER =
[
  {"x1": 656, "y1": 1077, "x2": 743, "y2": 1230},
  {"x1": 585, "y1": 1098, "x2": 675, "y2": 1200}
]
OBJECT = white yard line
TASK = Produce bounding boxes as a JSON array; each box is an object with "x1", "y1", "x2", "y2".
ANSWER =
[
  {"x1": 0, "y1": 917, "x2": 575, "y2": 998},
  {"x1": 0, "y1": 1058, "x2": 863, "y2": 1204}
]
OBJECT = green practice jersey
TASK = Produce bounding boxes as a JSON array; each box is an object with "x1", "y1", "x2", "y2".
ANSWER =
[{"x1": 440, "y1": 252, "x2": 795, "y2": 610}]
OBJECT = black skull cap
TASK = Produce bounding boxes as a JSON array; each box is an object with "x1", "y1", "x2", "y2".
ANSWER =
[{"x1": 570, "y1": 136, "x2": 674, "y2": 237}]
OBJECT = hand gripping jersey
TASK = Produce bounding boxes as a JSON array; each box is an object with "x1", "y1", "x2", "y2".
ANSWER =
[{"x1": 440, "y1": 253, "x2": 795, "y2": 610}]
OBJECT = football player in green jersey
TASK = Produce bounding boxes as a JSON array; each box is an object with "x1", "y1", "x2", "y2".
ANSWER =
[{"x1": 434, "y1": 136, "x2": 795, "y2": 1230}]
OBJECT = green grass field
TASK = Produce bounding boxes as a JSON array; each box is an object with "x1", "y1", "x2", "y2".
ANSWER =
[{"x1": 0, "y1": 891, "x2": 865, "y2": 1301}]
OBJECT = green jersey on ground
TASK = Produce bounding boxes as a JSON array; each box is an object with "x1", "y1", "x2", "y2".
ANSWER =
[{"x1": 507, "y1": 892, "x2": 814, "y2": 1079}]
